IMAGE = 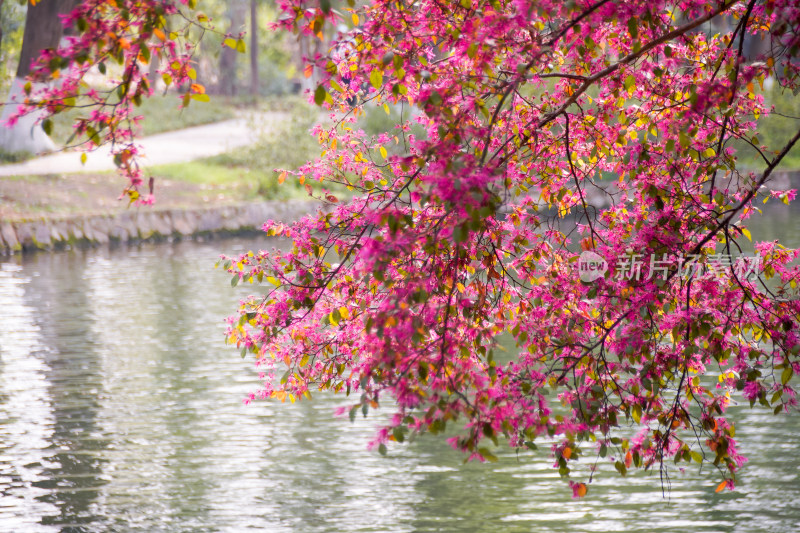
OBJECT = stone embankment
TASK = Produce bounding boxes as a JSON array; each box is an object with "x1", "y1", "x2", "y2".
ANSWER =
[{"x1": 0, "y1": 200, "x2": 317, "y2": 255}]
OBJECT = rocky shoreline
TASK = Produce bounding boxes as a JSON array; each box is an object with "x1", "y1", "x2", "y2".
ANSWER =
[{"x1": 0, "y1": 199, "x2": 318, "y2": 255}]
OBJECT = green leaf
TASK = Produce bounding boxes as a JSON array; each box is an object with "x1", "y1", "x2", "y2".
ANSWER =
[
  {"x1": 453, "y1": 224, "x2": 468, "y2": 243},
  {"x1": 314, "y1": 85, "x2": 327, "y2": 106},
  {"x1": 628, "y1": 18, "x2": 639, "y2": 40},
  {"x1": 370, "y1": 69, "x2": 383, "y2": 90},
  {"x1": 231, "y1": 275, "x2": 240, "y2": 287},
  {"x1": 478, "y1": 447, "x2": 498, "y2": 462},
  {"x1": 378, "y1": 443, "x2": 387, "y2": 456},
  {"x1": 741, "y1": 227, "x2": 752, "y2": 242},
  {"x1": 329, "y1": 78, "x2": 344, "y2": 93},
  {"x1": 782, "y1": 366, "x2": 793, "y2": 385},
  {"x1": 42, "y1": 118, "x2": 53, "y2": 136}
]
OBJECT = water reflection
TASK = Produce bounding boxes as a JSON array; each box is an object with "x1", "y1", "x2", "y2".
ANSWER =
[
  {"x1": 0, "y1": 227, "x2": 797, "y2": 531},
  {"x1": 26, "y1": 252, "x2": 109, "y2": 530},
  {"x1": 0, "y1": 262, "x2": 59, "y2": 530}
]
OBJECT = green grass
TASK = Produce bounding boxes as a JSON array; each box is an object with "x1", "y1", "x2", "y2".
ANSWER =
[
  {"x1": 151, "y1": 102, "x2": 337, "y2": 201},
  {"x1": 0, "y1": 148, "x2": 33, "y2": 163},
  {"x1": 49, "y1": 92, "x2": 237, "y2": 146}
]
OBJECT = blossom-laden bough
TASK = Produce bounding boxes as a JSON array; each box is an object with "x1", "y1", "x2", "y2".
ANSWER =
[
  {"x1": 224, "y1": 0, "x2": 800, "y2": 496},
  {"x1": 9, "y1": 0, "x2": 239, "y2": 203},
  {"x1": 18, "y1": 0, "x2": 800, "y2": 497}
]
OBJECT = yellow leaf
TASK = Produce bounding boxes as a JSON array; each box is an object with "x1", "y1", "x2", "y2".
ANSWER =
[
  {"x1": 741, "y1": 227, "x2": 752, "y2": 241},
  {"x1": 352, "y1": 12, "x2": 359, "y2": 25},
  {"x1": 339, "y1": 306, "x2": 350, "y2": 319},
  {"x1": 379, "y1": 146, "x2": 388, "y2": 159}
]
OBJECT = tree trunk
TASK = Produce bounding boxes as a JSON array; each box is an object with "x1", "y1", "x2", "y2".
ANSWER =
[
  {"x1": 17, "y1": 0, "x2": 77, "y2": 77},
  {"x1": 1, "y1": 0, "x2": 78, "y2": 155},
  {"x1": 0, "y1": 0, "x2": 5, "y2": 52},
  {"x1": 217, "y1": 0, "x2": 246, "y2": 96},
  {"x1": 250, "y1": 0, "x2": 258, "y2": 96}
]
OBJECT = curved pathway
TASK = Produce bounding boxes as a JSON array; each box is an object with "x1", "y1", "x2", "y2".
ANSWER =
[{"x1": 0, "y1": 111, "x2": 288, "y2": 177}]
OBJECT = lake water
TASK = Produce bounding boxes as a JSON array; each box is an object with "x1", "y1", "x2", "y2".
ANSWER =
[{"x1": 0, "y1": 204, "x2": 799, "y2": 532}]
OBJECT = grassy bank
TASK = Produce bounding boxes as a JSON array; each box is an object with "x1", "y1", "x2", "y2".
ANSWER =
[
  {"x1": 0, "y1": 98, "x2": 336, "y2": 221},
  {"x1": 152, "y1": 98, "x2": 322, "y2": 201}
]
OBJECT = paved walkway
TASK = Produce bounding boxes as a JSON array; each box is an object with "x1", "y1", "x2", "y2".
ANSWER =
[{"x1": 0, "y1": 111, "x2": 288, "y2": 177}]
